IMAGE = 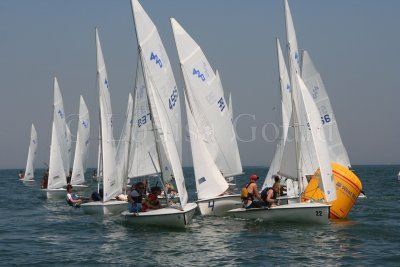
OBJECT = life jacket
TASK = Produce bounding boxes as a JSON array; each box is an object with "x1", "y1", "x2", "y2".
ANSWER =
[
  {"x1": 261, "y1": 187, "x2": 277, "y2": 202},
  {"x1": 130, "y1": 189, "x2": 145, "y2": 203},
  {"x1": 241, "y1": 182, "x2": 254, "y2": 200}
]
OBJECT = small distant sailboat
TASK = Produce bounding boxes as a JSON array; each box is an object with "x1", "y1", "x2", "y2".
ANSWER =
[
  {"x1": 21, "y1": 124, "x2": 38, "y2": 181},
  {"x1": 70, "y1": 96, "x2": 90, "y2": 188},
  {"x1": 81, "y1": 29, "x2": 127, "y2": 215},
  {"x1": 171, "y1": 18, "x2": 243, "y2": 216},
  {"x1": 121, "y1": 0, "x2": 197, "y2": 228},
  {"x1": 41, "y1": 77, "x2": 70, "y2": 198}
]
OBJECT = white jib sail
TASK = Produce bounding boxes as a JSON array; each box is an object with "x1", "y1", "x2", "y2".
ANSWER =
[
  {"x1": 48, "y1": 122, "x2": 67, "y2": 189},
  {"x1": 128, "y1": 58, "x2": 160, "y2": 178},
  {"x1": 171, "y1": 18, "x2": 242, "y2": 177},
  {"x1": 263, "y1": 38, "x2": 293, "y2": 190},
  {"x1": 71, "y1": 96, "x2": 90, "y2": 185},
  {"x1": 131, "y1": 0, "x2": 182, "y2": 161},
  {"x1": 185, "y1": 94, "x2": 229, "y2": 199},
  {"x1": 301, "y1": 50, "x2": 351, "y2": 168},
  {"x1": 24, "y1": 124, "x2": 38, "y2": 180},
  {"x1": 116, "y1": 93, "x2": 133, "y2": 190},
  {"x1": 296, "y1": 74, "x2": 337, "y2": 202},
  {"x1": 96, "y1": 29, "x2": 121, "y2": 202}
]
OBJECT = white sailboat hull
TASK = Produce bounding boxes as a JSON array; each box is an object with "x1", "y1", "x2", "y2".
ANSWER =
[
  {"x1": 227, "y1": 202, "x2": 331, "y2": 224},
  {"x1": 20, "y1": 178, "x2": 35, "y2": 182},
  {"x1": 81, "y1": 200, "x2": 128, "y2": 215},
  {"x1": 40, "y1": 188, "x2": 66, "y2": 199},
  {"x1": 121, "y1": 202, "x2": 197, "y2": 228},
  {"x1": 197, "y1": 194, "x2": 242, "y2": 216},
  {"x1": 71, "y1": 184, "x2": 89, "y2": 189}
]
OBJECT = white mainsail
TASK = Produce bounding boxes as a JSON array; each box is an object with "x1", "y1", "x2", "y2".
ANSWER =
[
  {"x1": 263, "y1": 38, "x2": 293, "y2": 190},
  {"x1": 284, "y1": 0, "x2": 318, "y2": 179},
  {"x1": 128, "y1": 59, "x2": 160, "y2": 178},
  {"x1": 71, "y1": 96, "x2": 90, "y2": 185},
  {"x1": 116, "y1": 93, "x2": 133, "y2": 190},
  {"x1": 23, "y1": 124, "x2": 38, "y2": 180},
  {"x1": 171, "y1": 18, "x2": 242, "y2": 178},
  {"x1": 48, "y1": 78, "x2": 70, "y2": 189},
  {"x1": 301, "y1": 50, "x2": 351, "y2": 168},
  {"x1": 131, "y1": 0, "x2": 182, "y2": 161},
  {"x1": 96, "y1": 28, "x2": 121, "y2": 202},
  {"x1": 131, "y1": 0, "x2": 188, "y2": 207}
]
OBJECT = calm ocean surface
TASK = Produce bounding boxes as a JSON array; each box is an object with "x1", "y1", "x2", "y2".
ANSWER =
[{"x1": 1, "y1": 165, "x2": 399, "y2": 266}]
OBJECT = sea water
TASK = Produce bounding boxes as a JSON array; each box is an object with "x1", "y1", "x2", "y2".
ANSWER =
[{"x1": 0, "y1": 166, "x2": 399, "y2": 266}]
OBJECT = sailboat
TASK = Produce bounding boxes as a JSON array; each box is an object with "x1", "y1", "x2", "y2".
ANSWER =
[
  {"x1": 121, "y1": 0, "x2": 197, "y2": 228},
  {"x1": 41, "y1": 77, "x2": 70, "y2": 198},
  {"x1": 70, "y1": 96, "x2": 90, "y2": 188},
  {"x1": 170, "y1": 18, "x2": 243, "y2": 216},
  {"x1": 81, "y1": 29, "x2": 127, "y2": 215},
  {"x1": 228, "y1": 73, "x2": 334, "y2": 224},
  {"x1": 21, "y1": 124, "x2": 38, "y2": 181},
  {"x1": 228, "y1": 0, "x2": 337, "y2": 223}
]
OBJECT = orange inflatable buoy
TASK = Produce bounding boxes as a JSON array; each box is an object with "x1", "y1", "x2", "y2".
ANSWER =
[{"x1": 302, "y1": 162, "x2": 362, "y2": 219}]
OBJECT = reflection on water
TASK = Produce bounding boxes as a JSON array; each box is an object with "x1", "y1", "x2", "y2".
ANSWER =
[{"x1": 1, "y1": 166, "x2": 400, "y2": 265}]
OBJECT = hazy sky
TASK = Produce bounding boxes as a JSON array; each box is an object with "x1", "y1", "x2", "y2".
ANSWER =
[{"x1": 1, "y1": 0, "x2": 399, "y2": 169}]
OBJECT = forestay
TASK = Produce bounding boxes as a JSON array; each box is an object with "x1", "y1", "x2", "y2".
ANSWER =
[
  {"x1": 171, "y1": 18, "x2": 242, "y2": 177},
  {"x1": 96, "y1": 29, "x2": 121, "y2": 202},
  {"x1": 71, "y1": 96, "x2": 90, "y2": 185},
  {"x1": 24, "y1": 124, "x2": 38, "y2": 180},
  {"x1": 301, "y1": 50, "x2": 351, "y2": 169}
]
